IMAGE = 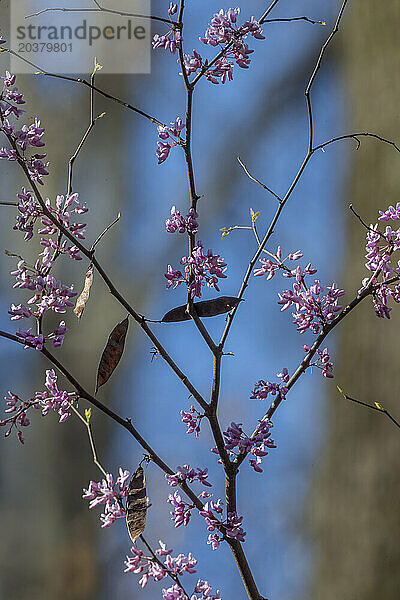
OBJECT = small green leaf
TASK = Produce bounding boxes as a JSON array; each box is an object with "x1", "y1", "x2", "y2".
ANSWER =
[
  {"x1": 4, "y1": 249, "x2": 23, "y2": 260},
  {"x1": 374, "y1": 402, "x2": 384, "y2": 411},
  {"x1": 220, "y1": 226, "x2": 233, "y2": 238},
  {"x1": 93, "y1": 57, "x2": 104, "y2": 75},
  {"x1": 250, "y1": 208, "x2": 260, "y2": 223},
  {"x1": 85, "y1": 408, "x2": 92, "y2": 422}
]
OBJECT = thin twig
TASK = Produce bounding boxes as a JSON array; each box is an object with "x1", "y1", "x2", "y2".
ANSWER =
[
  {"x1": 91, "y1": 213, "x2": 121, "y2": 252},
  {"x1": 186, "y1": 302, "x2": 218, "y2": 354},
  {"x1": 336, "y1": 387, "x2": 400, "y2": 430},
  {"x1": 5, "y1": 48, "x2": 165, "y2": 127},
  {"x1": 349, "y1": 203, "x2": 386, "y2": 237},
  {"x1": 263, "y1": 17, "x2": 326, "y2": 26},
  {"x1": 237, "y1": 157, "x2": 282, "y2": 203},
  {"x1": 70, "y1": 404, "x2": 108, "y2": 477},
  {"x1": 259, "y1": 0, "x2": 282, "y2": 24},
  {"x1": 67, "y1": 59, "x2": 100, "y2": 194},
  {"x1": 25, "y1": 4, "x2": 171, "y2": 24},
  {"x1": 48, "y1": 60, "x2": 103, "y2": 270},
  {"x1": 314, "y1": 131, "x2": 400, "y2": 154},
  {"x1": 305, "y1": 0, "x2": 348, "y2": 152}
]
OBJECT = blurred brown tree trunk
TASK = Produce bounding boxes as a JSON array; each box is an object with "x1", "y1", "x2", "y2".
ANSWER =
[
  {"x1": 0, "y1": 5, "x2": 144, "y2": 594},
  {"x1": 0, "y1": 74, "x2": 134, "y2": 600},
  {"x1": 309, "y1": 3, "x2": 400, "y2": 599}
]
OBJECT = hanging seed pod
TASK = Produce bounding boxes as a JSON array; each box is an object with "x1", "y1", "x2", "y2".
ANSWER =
[
  {"x1": 125, "y1": 467, "x2": 147, "y2": 544},
  {"x1": 161, "y1": 296, "x2": 242, "y2": 323},
  {"x1": 95, "y1": 316, "x2": 129, "y2": 393},
  {"x1": 74, "y1": 265, "x2": 94, "y2": 319}
]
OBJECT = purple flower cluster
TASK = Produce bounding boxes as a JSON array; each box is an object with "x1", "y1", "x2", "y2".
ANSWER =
[
  {"x1": 82, "y1": 467, "x2": 130, "y2": 528},
  {"x1": 35, "y1": 369, "x2": 76, "y2": 423},
  {"x1": 225, "y1": 511, "x2": 246, "y2": 542},
  {"x1": 165, "y1": 241, "x2": 227, "y2": 298},
  {"x1": 1, "y1": 367, "x2": 78, "y2": 442},
  {"x1": 124, "y1": 540, "x2": 196, "y2": 580},
  {"x1": 13, "y1": 117, "x2": 45, "y2": 150},
  {"x1": 14, "y1": 188, "x2": 41, "y2": 241},
  {"x1": 152, "y1": 4, "x2": 181, "y2": 54},
  {"x1": 200, "y1": 499, "x2": 223, "y2": 538},
  {"x1": 302, "y1": 345, "x2": 334, "y2": 379},
  {"x1": 166, "y1": 206, "x2": 199, "y2": 234},
  {"x1": 192, "y1": 580, "x2": 221, "y2": 600},
  {"x1": 152, "y1": 6, "x2": 264, "y2": 84},
  {"x1": 125, "y1": 542, "x2": 217, "y2": 599},
  {"x1": 200, "y1": 500, "x2": 246, "y2": 547},
  {"x1": 167, "y1": 491, "x2": 193, "y2": 527},
  {"x1": 1, "y1": 70, "x2": 25, "y2": 119},
  {"x1": 0, "y1": 390, "x2": 32, "y2": 444},
  {"x1": 250, "y1": 367, "x2": 289, "y2": 403},
  {"x1": 254, "y1": 249, "x2": 346, "y2": 335},
  {"x1": 153, "y1": 28, "x2": 182, "y2": 54},
  {"x1": 0, "y1": 72, "x2": 50, "y2": 184},
  {"x1": 1, "y1": 70, "x2": 16, "y2": 87},
  {"x1": 10, "y1": 257, "x2": 77, "y2": 321},
  {"x1": 254, "y1": 246, "x2": 303, "y2": 279},
  {"x1": 2, "y1": 85, "x2": 89, "y2": 355},
  {"x1": 26, "y1": 154, "x2": 49, "y2": 184},
  {"x1": 157, "y1": 117, "x2": 184, "y2": 164},
  {"x1": 0, "y1": 147, "x2": 17, "y2": 160},
  {"x1": 358, "y1": 205, "x2": 400, "y2": 318},
  {"x1": 166, "y1": 464, "x2": 212, "y2": 488},
  {"x1": 16, "y1": 328, "x2": 45, "y2": 350},
  {"x1": 181, "y1": 405, "x2": 203, "y2": 436},
  {"x1": 16, "y1": 320, "x2": 67, "y2": 350},
  {"x1": 220, "y1": 419, "x2": 276, "y2": 472},
  {"x1": 168, "y1": 3, "x2": 178, "y2": 16},
  {"x1": 181, "y1": 8, "x2": 264, "y2": 84},
  {"x1": 13, "y1": 188, "x2": 87, "y2": 261}
]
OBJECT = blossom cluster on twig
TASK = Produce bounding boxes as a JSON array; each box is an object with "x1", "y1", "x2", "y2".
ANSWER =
[{"x1": 0, "y1": 369, "x2": 76, "y2": 443}]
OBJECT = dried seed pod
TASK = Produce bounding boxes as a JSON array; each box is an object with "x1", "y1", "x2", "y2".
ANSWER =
[
  {"x1": 162, "y1": 296, "x2": 242, "y2": 323},
  {"x1": 126, "y1": 467, "x2": 147, "y2": 544},
  {"x1": 96, "y1": 316, "x2": 129, "y2": 392},
  {"x1": 74, "y1": 265, "x2": 94, "y2": 319}
]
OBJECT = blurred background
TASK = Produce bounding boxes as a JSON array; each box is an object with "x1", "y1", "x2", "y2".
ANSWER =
[{"x1": 0, "y1": 1, "x2": 399, "y2": 599}]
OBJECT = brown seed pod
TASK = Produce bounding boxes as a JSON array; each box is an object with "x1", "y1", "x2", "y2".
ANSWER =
[
  {"x1": 95, "y1": 316, "x2": 129, "y2": 393},
  {"x1": 74, "y1": 265, "x2": 94, "y2": 319},
  {"x1": 161, "y1": 296, "x2": 242, "y2": 322},
  {"x1": 126, "y1": 467, "x2": 147, "y2": 544}
]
